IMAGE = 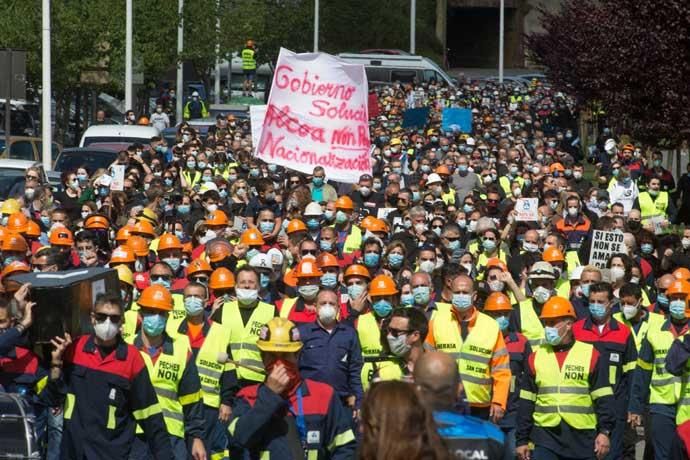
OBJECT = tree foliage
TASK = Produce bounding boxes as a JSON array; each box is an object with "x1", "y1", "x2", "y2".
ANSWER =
[{"x1": 526, "y1": 0, "x2": 690, "y2": 145}]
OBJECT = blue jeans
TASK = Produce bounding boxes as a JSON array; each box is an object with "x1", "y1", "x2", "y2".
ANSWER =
[
  {"x1": 502, "y1": 426, "x2": 516, "y2": 460},
  {"x1": 45, "y1": 407, "x2": 63, "y2": 460},
  {"x1": 203, "y1": 405, "x2": 228, "y2": 460}
]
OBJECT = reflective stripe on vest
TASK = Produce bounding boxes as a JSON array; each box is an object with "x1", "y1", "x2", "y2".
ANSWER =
[
  {"x1": 222, "y1": 300, "x2": 274, "y2": 382},
  {"x1": 519, "y1": 300, "x2": 545, "y2": 347},
  {"x1": 343, "y1": 225, "x2": 362, "y2": 254},
  {"x1": 241, "y1": 48, "x2": 256, "y2": 70},
  {"x1": 138, "y1": 336, "x2": 190, "y2": 437},
  {"x1": 639, "y1": 191, "x2": 668, "y2": 222},
  {"x1": 196, "y1": 322, "x2": 231, "y2": 407},
  {"x1": 533, "y1": 341, "x2": 596, "y2": 429},
  {"x1": 122, "y1": 309, "x2": 138, "y2": 344},
  {"x1": 612, "y1": 312, "x2": 664, "y2": 352},
  {"x1": 432, "y1": 305, "x2": 498, "y2": 404},
  {"x1": 647, "y1": 321, "x2": 684, "y2": 405},
  {"x1": 362, "y1": 359, "x2": 405, "y2": 391},
  {"x1": 279, "y1": 297, "x2": 297, "y2": 319},
  {"x1": 357, "y1": 312, "x2": 383, "y2": 386},
  {"x1": 181, "y1": 170, "x2": 201, "y2": 188}
]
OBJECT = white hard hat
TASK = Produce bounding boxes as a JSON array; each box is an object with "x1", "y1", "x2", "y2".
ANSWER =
[
  {"x1": 426, "y1": 173, "x2": 443, "y2": 185},
  {"x1": 304, "y1": 202, "x2": 323, "y2": 216},
  {"x1": 249, "y1": 253, "x2": 272, "y2": 270},
  {"x1": 192, "y1": 91, "x2": 200, "y2": 97},
  {"x1": 199, "y1": 182, "x2": 218, "y2": 193},
  {"x1": 465, "y1": 137, "x2": 476, "y2": 146},
  {"x1": 604, "y1": 139, "x2": 617, "y2": 153},
  {"x1": 267, "y1": 248, "x2": 284, "y2": 267}
]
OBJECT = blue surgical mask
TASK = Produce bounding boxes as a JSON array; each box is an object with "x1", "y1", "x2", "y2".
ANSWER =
[
  {"x1": 184, "y1": 296, "x2": 205, "y2": 316},
  {"x1": 412, "y1": 191, "x2": 421, "y2": 202},
  {"x1": 412, "y1": 286, "x2": 431, "y2": 305},
  {"x1": 306, "y1": 218, "x2": 320, "y2": 231},
  {"x1": 463, "y1": 204, "x2": 474, "y2": 213},
  {"x1": 670, "y1": 300, "x2": 687, "y2": 320},
  {"x1": 588, "y1": 302, "x2": 608, "y2": 320},
  {"x1": 259, "y1": 221, "x2": 275, "y2": 234},
  {"x1": 372, "y1": 299, "x2": 393, "y2": 317},
  {"x1": 324, "y1": 210, "x2": 334, "y2": 221},
  {"x1": 162, "y1": 257, "x2": 181, "y2": 272},
  {"x1": 174, "y1": 230, "x2": 185, "y2": 241},
  {"x1": 320, "y1": 240, "x2": 333, "y2": 252},
  {"x1": 447, "y1": 240, "x2": 460, "y2": 251},
  {"x1": 452, "y1": 293, "x2": 472, "y2": 311},
  {"x1": 387, "y1": 253, "x2": 404, "y2": 268},
  {"x1": 40, "y1": 216, "x2": 51, "y2": 227},
  {"x1": 246, "y1": 248, "x2": 260, "y2": 261},
  {"x1": 321, "y1": 273, "x2": 338, "y2": 288},
  {"x1": 580, "y1": 283, "x2": 591, "y2": 299},
  {"x1": 335, "y1": 210, "x2": 348, "y2": 224},
  {"x1": 657, "y1": 293, "x2": 669, "y2": 309},
  {"x1": 164, "y1": 178, "x2": 173, "y2": 187},
  {"x1": 400, "y1": 293, "x2": 415, "y2": 307},
  {"x1": 641, "y1": 243, "x2": 654, "y2": 255},
  {"x1": 347, "y1": 284, "x2": 365, "y2": 301},
  {"x1": 482, "y1": 239, "x2": 496, "y2": 252},
  {"x1": 259, "y1": 273, "x2": 270, "y2": 289},
  {"x1": 495, "y1": 315, "x2": 509, "y2": 332},
  {"x1": 298, "y1": 284, "x2": 320, "y2": 300},
  {"x1": 142, "y1": 313, "x2": 167, "y2": 336},
  {"x1": 544, "y1": 326, "x2": 562, "y2": 346},
  {"x1": 312, "y1": 177, "x2": 324, "y2": 187},
  {"x1": 177, "y1": 204, "x2": 190, "y2": 214},
  {"x1": 364, "y1": 253, "x2": 380, "y2": 268}
]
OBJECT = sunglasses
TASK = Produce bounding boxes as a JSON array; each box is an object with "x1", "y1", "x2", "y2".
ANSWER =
[
  {"x1": 151, "y1": 274, "x2": 172, "y2": 282},
  {"x1": 191, "y1": 276, "x2": 209, "y2": 284},
  {"x1": 289, "y1": 180, "x2": 300, "y2": 185},
  {"x1": 301, "y1": 249, "x2": 318, "y2": 256},
  {"x1": 94, "y1": 313, "x2": 122, "y2": 323},
  {"x1": 388, "y1": 327, "x2": 411, "y2": 338}
]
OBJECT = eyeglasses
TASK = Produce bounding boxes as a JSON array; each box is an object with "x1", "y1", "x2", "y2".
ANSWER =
[
  {"x1": 94, "y1": 313, "x2": 122, "y2": 323},
  {"x1": 151, "y1": 274, "x2": 172, "y2": 282},
  {"x1": 301, "y1": 249, "x2": 318, "y2": 256},
  {"x1": 388, "y1": 327, "x2": 411, "y2": 338},
  {"x1": 444, "y1": 236, "x2": 459, "y2": 242},
  {"x1": 289, "y1": 180, "x2": 300, "y2": 185}
]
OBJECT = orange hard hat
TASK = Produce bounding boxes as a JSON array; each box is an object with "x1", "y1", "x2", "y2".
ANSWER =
[
  {"x1": 137, "y1": 116, "x2": 150, "y2": 126},
  {"x1": 24, "y1": 220, "x2": 41, "y2": 239},
  {"x1": 137, "y1": 285, "x2": 173, "y2": 311},
  {"x1": 206, "y1": 210, "x2": 229, "y2": 226},
  {"x1": 344, "y1": 264, "x2": 371, "y2": 280},
  {"x1": 187, "y1": 258, "x2": 213, "y2": 277},
  {"x1": 110, "y1": 245, "x2": 136, "y2": 264},
  {"x1": 286, "y1": 219, "x2": 307, "y2": 235},
  {"x1": 359, "y1": 215, "x2": 377, "y2": 232},
  {"x1": 335, "y1": 196, "x2": 354, "y2": 211},
  {"x1": 49, "y1": 228, "x2": 73, "y2": 247},
  {"x1": 673, "y1": 268, "x2": 690, "y2": 282},
  {"x1": 126, "y1": 235, "x2": 150, "y2": 257},
  {"x1": 209, "y1": 267, "x2": 235, "y2": 289},
  {"x1": 132, "y1": 219, "x2": 156, "y2": 238},
  {"x1": 542, "y1": 246, "x2": 565, "y2": 263},
  {"x1": 116, "y1": 225, "x2": 134, "y2": 244},
  {"x1": 316, "y1": 252, "x2": 339, "y2": 269},
  {"x1": 84, "y1": 214, "x2": 110, "y2": 230},
  {"x1": 207, "y1": 241, "x2": 232, "y2": 262},
  {"x1": 157, "y1": 233, "x2": 183, "y2": 252},
  {"x1": 622, "y1": 144, "x2": 635, "y2": 152},
  {"x1": 435, "y1": 165, "x2": 451, "y2": 176},
  {"x1": 549, "y1": 163, "x2": 565, "y2": 173},
  {"x1": 6, "y1": 212, "x2": 28, "y2": 233},
  {"x1": 666, "y1": 280, "x2": 690, "y2": 297},
  {"x1": 483, "y1": 292, "x2": 513, "y2": 312},
  {"x1": 1, "y1": 260, "x2": 30, "y2": 278},
  {"x1": 240, "y1": 228, "x2": 265, "y2": 246},
  {"x1": 369, "y1": 274, "x2": 398, "y2": 296},
  {"x1": 0, "y1": 226, "x2": 7, "y2": 245},
  {"x1": 294, "y1": 259, "x2": 323, "y2": 278},
  {"x1": 486, "y1": 257, "x2": 508, "y2": 272},
  {"x1": 182, "y1": 241, "x2": 193, "y2": 255},
  {"x1": 539, "y1": 296, "x2": 576, "y2": 319},
  {"x1": 367, "y1": 218, "x2": 388, "y2": 233}
]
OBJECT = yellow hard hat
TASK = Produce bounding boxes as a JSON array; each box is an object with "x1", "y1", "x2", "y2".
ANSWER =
[
  {"x1": 1, "y1": 199, "x2": 21, "y2": 215},
  {"x1": 114, "y1": 264, "x2": 134, "y2": 286},
  {"x1": 256, "y1": 317, "x2": 303, "y2": 353}
]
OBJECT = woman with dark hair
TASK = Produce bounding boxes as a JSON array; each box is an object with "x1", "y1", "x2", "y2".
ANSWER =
[
  {"x1": 52, "y1": 170, "x2": 81, "y2": 221},
  {"x1": 359, "y1": 380, "x2": 449, "y2": 460},
  {"x1": 607, "y1": 253, "x2": 633, "y2": 299}
]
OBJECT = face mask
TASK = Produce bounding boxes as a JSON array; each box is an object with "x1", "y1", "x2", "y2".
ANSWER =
[
  {"x1": 683, "y1": 238, "x2": 690, "y2": 250},
  {"x1": 372, "y1": 299, "x2": 393, "y2": 317},
  {"x1": 306, "y1": 218, "x2": 320, "y2": 231},
  {"x1": 452, "y1": 293, "x2": 472, "y2": 311},
  {"x1": 347, "y1": 284, "x2": 365, "y2": 301},
  {"x1": 163, "y1": 257, "x2": 181, "y2": 272},
  {"x1": 236, "y1": 288, "x2": 258, "y2": 305},
  {"x1": 246, "y1": 248, "x2": 260, "y2": 261},
  {"x1": 321, "y1": 273, "x2": 338, "y2": 288},
  {"x1": 670, "y1": 300, "x2": 687, "y2": 321},
  {"x1": 419, "y1": 260, "x2": 436, "y2": 274},
  {"x1": 463, "y1": 204, "x2": 475, "y2": 214},
  {"x1": 656, "y1": 293, "x2": 669, "y2": 309},
  {"x1": 573, "y1": 171, "x2": 583, "y2": 180},
  {"x1": 142, "y1": 313, "x2": 167, "y2": 336},
  {"x1": 468, "y1": 221, "x2": 478, "y2": 233},
  {"x1": 359, "y1": 186, "x2": 371, "y2": 197},
  {"x1": 610, "y1": 266, "x2": 625, "y2": 282},
  {"x1": 250, "y1": 168, "x2": 260, "y2": 177},
  {"x1": 40, "y1": 216, "x2": 51, "y2": 227},
  {"x1": 298, "y1": 285, "x2": 320, "y2": 300},
  {"x1": 533, "y1": 286, "x2": 551, "y2": 304},
  {"x1": 495, "y1": 315, "x2": 509, "y2": 332},
  {"x1": 151, "y1": 277, "x2": 172, "y2": 290},
  {"x1": 323, "y1": 210, "x2": 334, "y2": 222},
  {"x1": 544, "y1": 325, "x2": 562, "y2": 346},
  {"x1": 523, "y1": 241, "x2": 539, "y2": 253},
  {"x1": 412, "y1": 286, "x2": 431, "y2": 305},
  {"x1": 447, "y1": 239, "x2": 460, "y2": 251},
  {"x1": 400, "y1": 293, "x2": 415, "y2": 307},
  {"x1": 588, "y1": 302, "x2": 608, "y2": 320},
  {"x1": 364, "y1": 253, "x2": 380, "y2": 268},
  {"x1": 482, "y1": 239, "x2": 496, "y2": 252},
  {"x1": 255, "y1": 273, "x2": 269, "y2": 289},
  {"x1": 177, "y1": 204, "x2": 190, "y2": 215},
  {"x1": 488, "y1": 280, "x2": 505, "y2": 292},
  {"x1": 312, "y1": 177, "x2": 324, "y2": 187},
  {"x1": 567, "y1": 207, "x2": 579, "y2": 217},
  {"x1": 319, "y1": 240, "x2": 333, "y2": 252},
  {"x1": 184, "y1": 297, "x2": 205, "y2": 316},
  {"x1": 335, "y1": 210, "x2": 348, "y2": 224},
  {"x1": 622, "y1": 303, "x2": 639, "y2": 320},
  {"x1": 93, "y1": 317, "x2": 119, "y2": 341},
  {"x1": 387, "y1": 334, "x2": 411, "y2": 357},
  {"x1": 549, "y1": 201, "x2": 559, "y2": 211},
  {"x1": 641, "y1": 243, "x2": 654, "y2": 255},
  {"x1": 318, "y1": 303, "x2": 338, "y2": 325},
  {"x1": 388, "y1": 253, "x2": 404, "y2": 268},
  {"x1": 259, "y1": 221, "x2": 275, "y2": 234}
]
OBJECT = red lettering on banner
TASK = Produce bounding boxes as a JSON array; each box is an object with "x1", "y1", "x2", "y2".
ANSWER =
[
  {"x1": 274, "y1": 65, "x2": 356, "y2": 101},
  {"x1": 310, "y1": 100, "x2": 368, "y2": 121},
  {"x1": 263, "y1": 104, "x2": 326, "y2": 143}
]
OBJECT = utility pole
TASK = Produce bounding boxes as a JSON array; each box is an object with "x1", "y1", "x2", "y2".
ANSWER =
[
  {"x1": 313, "y1": 0, "x2": 319, "y2": 52},
  {"x1": 42, "y1": 0, "x2": 52, "y2": 170},
  {"x1": 125, "y1": 0, "x2": 133, "y2": 110},
  {"x1": 498, "y1": 0, "x2": 504, "y2": 83},
  {"x1": 214, "y1": 0, "x2": 221, "y2": 104},
  {"x1": 176, "y1": 0, "x2": 184, "y2": 123},
  {"x1": 410, "y1": 0, "x2": 416, "y2": 54}
]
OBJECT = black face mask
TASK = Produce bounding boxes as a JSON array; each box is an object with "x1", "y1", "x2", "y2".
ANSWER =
[{"x1": 628, "y1": 221, "x2": 641, "y2": 231}]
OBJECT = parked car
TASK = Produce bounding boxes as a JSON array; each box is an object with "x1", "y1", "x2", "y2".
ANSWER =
[
  {"x1": 79, "y1": 125, "x2": 159, "y2": 148},
  {"x1": 0, "y1": 159, "x2": 49, "y2": 201},
  {"x1": 53, "y1": 147, "x2": 119, "y2": 175},
  {"x1": 338, "y1": 53, "x2": 458, "y2": 87},
  {"x1": 0, "y1": 136, "x2": 62, "y2": 164}
]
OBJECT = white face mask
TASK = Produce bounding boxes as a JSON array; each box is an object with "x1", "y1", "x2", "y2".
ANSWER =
[
  {"x1": 622, "y1": 303, "x2": 640, "y2": 320},
  {"x1": 236, "y1": 288, "x2": 258, "y2": 306},
  {"x1": 318, "y1": 303, "x2": 338, "y2": 325},
  {"x1": 419, "y1": 260, "x2": 436, "y2": 274},
  {"x1": 93, "y1": 317, "x2": 119, "y2": 341},
  {"x1": 683, "y1": 238, "x2": 690, "y2": 250},
  {"x1": 610, "y1": 266, "x2": 625, "y2": 282}
]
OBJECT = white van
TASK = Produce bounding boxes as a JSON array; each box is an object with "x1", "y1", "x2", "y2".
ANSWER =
[
  {"x1": 338, "y1": 53, "x2": 457, "y2": 88},
  {"x1": 79, "y1": 125, "x2": 160, "y2": 148}
]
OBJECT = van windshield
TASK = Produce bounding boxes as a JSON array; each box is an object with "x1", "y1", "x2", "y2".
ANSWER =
[{"x1": 83, "y1": 136, "x2": 152, "y2": 147}]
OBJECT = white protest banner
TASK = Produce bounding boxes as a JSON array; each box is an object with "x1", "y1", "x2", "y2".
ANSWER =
[
  {"x1": 257, "y1": 48, "x2": 372, "y2": 184},
  {"x1": 110, "y1": 165, "x2": 126, "y2": 191},
  {"x1": 250, "y1": 105, "x2": 267, "y2": 150},
  {"x1": 589, "y1": 230, "x2": 625, "y2": 268},
  {"x1": 515, "y1": 198, "x2": 539, "y2": 221},
  {"x1": 377, "y1": 208, "x2": 397, "y2": 220}
]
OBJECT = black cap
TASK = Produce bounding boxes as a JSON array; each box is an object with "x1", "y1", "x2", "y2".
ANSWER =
[{"x1": 359, "y1": 174, "x2": 373, "y2": 182}]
